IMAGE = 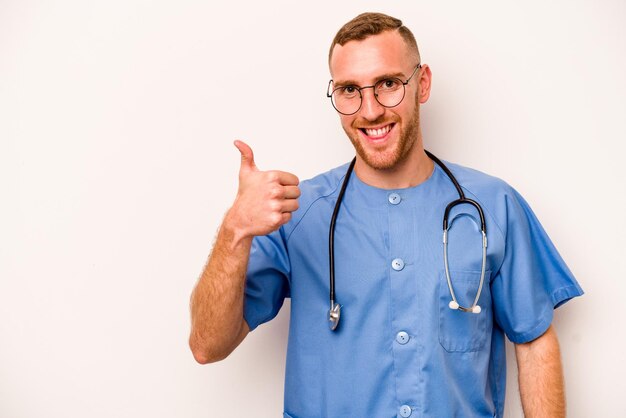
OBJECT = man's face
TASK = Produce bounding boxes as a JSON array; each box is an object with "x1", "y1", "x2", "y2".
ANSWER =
[{"x1": 329, "y1": 31, "x2": 428, "y2": 170}]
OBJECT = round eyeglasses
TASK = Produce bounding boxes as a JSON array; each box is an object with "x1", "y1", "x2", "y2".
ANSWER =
[{"x1": 327, "y1": 64, "x2": 421, "y2": 115}]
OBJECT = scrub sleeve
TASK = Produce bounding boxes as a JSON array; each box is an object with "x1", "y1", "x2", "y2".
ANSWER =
[
  {"x1": 490, "y1": 188, "x2": 583, "y2": 344},
  {"x1": 243, "y1": 227, "x2": 290, "y2": 331}
]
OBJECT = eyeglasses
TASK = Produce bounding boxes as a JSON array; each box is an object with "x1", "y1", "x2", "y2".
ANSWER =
[{"x1": 327, "y1": 64, "x2": 422, "y2": 115}]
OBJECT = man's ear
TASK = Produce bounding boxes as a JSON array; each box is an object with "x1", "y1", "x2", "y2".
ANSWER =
[{"x1": 418, "y1": 64, "x2": 432, "y2": 104}]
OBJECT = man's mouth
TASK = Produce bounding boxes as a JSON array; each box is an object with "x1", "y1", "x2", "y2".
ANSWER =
[{"x1": 359, "y1": 123, "x2": 394, "y2": 140}]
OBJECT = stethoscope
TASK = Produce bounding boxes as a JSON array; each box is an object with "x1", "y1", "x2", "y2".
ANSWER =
[{"x1": 328, "y1": 151, "x2": 488, "y2": 331}]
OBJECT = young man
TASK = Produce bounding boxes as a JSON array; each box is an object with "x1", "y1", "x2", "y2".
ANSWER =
[{"x1": 190, "y1": 12, "x2": 583, "y2": 418}]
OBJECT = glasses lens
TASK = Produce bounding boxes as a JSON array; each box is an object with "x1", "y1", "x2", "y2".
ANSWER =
[
  {"x1": 374, "y1": 78, "x2": 405, "y2": 108},
  {"x1": 332, "y1": 86, "x2": 362, "y2": 115}
]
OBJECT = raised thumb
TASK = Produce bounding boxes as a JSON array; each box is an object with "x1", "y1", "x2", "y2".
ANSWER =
[{"x1": 234, "y1": 140, "x2": 257, "y2": 173}]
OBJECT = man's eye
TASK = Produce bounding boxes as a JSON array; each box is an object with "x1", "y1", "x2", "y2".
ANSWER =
[
  {"x1": 378, "y1": 79, "x2": 402, "y2": 91},
  {"x1": 339, "y1": 86, "x2": 358, "y2": 97}
]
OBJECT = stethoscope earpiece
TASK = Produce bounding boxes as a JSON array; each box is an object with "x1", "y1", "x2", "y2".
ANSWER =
[{"x1": 448, "y1": 300, "x2": 482, "y2": 314}]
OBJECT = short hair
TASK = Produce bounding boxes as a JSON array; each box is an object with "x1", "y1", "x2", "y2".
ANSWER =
[{"x1": 328, "y1": 12, "x2": 421, "y2": 64}]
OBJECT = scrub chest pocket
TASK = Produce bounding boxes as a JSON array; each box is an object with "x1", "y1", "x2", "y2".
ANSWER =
[{"x1": 438, "y1": 270, "x2": 492, "y2": 352}]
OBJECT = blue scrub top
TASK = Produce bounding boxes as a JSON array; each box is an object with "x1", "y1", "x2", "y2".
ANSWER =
[{"x1": 243, "y1": 161, "x2": 583, "y2": 418}]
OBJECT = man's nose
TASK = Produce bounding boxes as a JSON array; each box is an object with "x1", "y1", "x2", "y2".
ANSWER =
[{"x1": 359, "y1": 87, "x2": 385, "y2": 120}]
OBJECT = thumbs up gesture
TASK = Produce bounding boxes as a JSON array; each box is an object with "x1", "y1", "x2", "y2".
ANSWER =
[{"x1": 229, "y1": 140, "x2": 301, "y2": 238}]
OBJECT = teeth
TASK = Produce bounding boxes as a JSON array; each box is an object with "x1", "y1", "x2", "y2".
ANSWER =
[{"x1": 364, "y1": 125, "x2": 391, "y2": 137}]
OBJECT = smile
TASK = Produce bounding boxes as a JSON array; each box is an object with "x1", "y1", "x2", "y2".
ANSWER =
[{"x1": 359, "y1": 123, "x2": 395, "y2": 140}]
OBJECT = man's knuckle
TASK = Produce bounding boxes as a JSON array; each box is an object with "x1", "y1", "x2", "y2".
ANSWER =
[
  {"x1": 270, "y1": 213, "x2": 283, "y2": 227},
  {"x1": 268, "y1": 200, "x2": 281, "y2": 212},
  {"x1": 269, "y1": 185, "x2": 282, "y2": 199}
]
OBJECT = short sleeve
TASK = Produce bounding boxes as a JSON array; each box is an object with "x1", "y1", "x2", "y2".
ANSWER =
[
  {"x1": 243, "y1": 228, "x2": 291, "y2": 331},
  {"x1": 491, "y1": 188, "x2": 583, "y2": 344}
]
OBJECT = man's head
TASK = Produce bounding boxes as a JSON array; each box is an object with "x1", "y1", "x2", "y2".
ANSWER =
[{"x1": 328, "y1": 13, "x2": 431, "y2": 171}]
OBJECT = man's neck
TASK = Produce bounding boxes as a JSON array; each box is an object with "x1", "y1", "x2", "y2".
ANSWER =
[{"x1": 354, "y1": 145, "x2": 435, "y2": 190}]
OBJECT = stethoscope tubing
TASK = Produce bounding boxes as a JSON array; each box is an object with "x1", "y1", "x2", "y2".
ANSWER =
[
  {"x1": 328, "y1": 158, "x2": 356, "y2": 304},
  {"x1": 328, "y1": 151, "x2": 488, "y2": 330}
]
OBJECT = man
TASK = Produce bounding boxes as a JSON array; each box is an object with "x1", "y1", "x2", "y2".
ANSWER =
[{"x1": 189, "y1": 12, "x2": 583, "y2": 418}]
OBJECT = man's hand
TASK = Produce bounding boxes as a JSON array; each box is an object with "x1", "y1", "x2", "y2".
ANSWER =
[{"x1": 229, "y1": 140, "x2": 301, "y2": 238}]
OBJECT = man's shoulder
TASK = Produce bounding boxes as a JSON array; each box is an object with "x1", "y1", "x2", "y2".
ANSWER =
[
  {"x1": 442, "y1": 160, "x2": 514, "y2": 198},
  {"x1": 281, "y1": 162, "x2": 351, "y2": 239},
  {"x1": 441, "y1": 160, "x2": 534, "y2": 237},
  {"x1": 298, "y1": 162, "x2": 352, "y2": 201}
]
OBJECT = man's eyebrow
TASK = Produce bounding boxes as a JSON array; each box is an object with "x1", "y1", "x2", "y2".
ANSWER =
[{"x1": 333, "y1": 71, "x2": 407, "y2": 87}]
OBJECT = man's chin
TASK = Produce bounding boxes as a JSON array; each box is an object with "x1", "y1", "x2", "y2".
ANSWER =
[
  {"x1": 349, "y1": 133, "x2": 403, "y2": 170},
  {"x1": 358, "y1": 150, "x2": 401, "y2": 170}
]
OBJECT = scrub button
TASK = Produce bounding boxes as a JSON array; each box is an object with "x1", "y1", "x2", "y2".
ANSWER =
[
  {"x1": 396, "y1": 331, "x2": 410, "y2": 345},
  {"x1": 391, "y1": 258, "x2": 405, "y2": 271},
  {"x1": 399, "y1": 405, "x2": 412, "y2": 417},
  {"x1": 388, "y1": 192, "x2": 401, "y2": 205}
]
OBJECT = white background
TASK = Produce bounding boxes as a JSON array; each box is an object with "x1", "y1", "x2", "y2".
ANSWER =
[{"x1": 1, "y1": 1, "x2": 624, "y2": 417}]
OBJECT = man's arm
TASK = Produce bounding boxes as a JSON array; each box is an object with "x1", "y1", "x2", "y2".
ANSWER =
[
  {"x1": 189, "y1": 140, "x2": 300, "y2": 364},
  {"x1": 189, "y1": 213, "x2": 252, "y2": 364},
  {"x1": 515, "y1": 324, "x2": 565, "y2": 418}
]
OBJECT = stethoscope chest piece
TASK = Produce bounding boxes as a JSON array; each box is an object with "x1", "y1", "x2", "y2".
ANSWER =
[{"x1": 329, "y1": 301, "x2": 341, "y2": 331}]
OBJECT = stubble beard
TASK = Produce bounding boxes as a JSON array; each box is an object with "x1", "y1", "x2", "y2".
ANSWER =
[{"x1": 345, "y1": 103, "x2": 421, "y2": 171}]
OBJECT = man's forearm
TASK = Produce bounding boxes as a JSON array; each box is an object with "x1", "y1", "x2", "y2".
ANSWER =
[
  {"x1": 189, "y1": 211, "x2": 252, "y2": 364},
  {"x1": 515, "y1": 325, "x2": 565, "y2": 418}
]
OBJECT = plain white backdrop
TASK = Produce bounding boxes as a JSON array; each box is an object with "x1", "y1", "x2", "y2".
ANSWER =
[{"x1": 1, "y1": 1, "x2": 625, "y2": 417}]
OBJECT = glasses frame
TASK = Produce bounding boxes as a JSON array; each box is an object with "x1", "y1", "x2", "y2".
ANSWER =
[{"x1": 327, "y1": 64, "x2": 422, "y2": 115}]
